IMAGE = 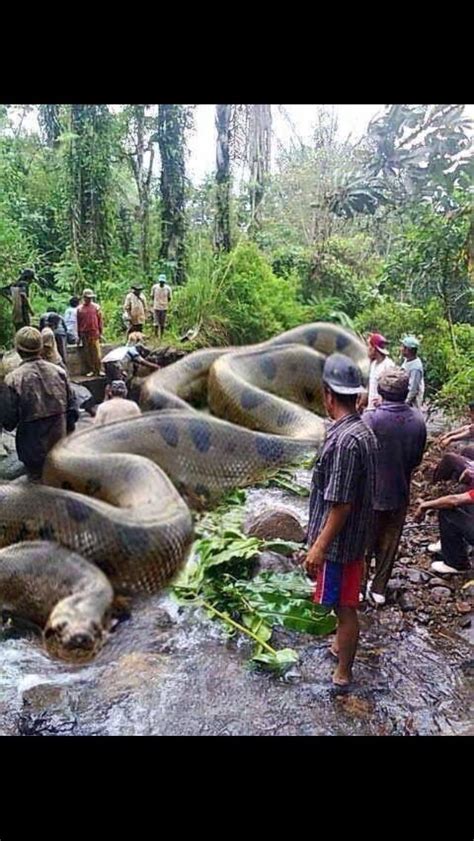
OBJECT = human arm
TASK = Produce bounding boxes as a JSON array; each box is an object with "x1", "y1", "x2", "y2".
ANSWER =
[
  {"x1": 406, "y1": 367, "x2": 422, "y2": 405},
  {"x1": 304, "y1": 503, "x2": 352, "y2": 575},
  {"x1": 439, "y1": 425, "x2": 472, "y2": 447},
  {"x1": 414, "y1": 491, "x2": 474, "y2": 522},
  {"x1": 97, "y1": 307, "x2": 103, "y2": 337},
  {"x1": 137, "y1": 356, "x2": 160, "y2": 371},
  {"x1": 0, "y1": 381, "x2": 20, "y2": 431}
]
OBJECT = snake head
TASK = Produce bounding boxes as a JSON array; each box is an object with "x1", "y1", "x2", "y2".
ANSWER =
[{"x1": 43, "y1": 614, "x2": 105, "y2": 663}]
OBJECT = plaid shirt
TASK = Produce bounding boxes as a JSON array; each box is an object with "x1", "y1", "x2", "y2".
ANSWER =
[{"x1": 308, "y1": 413, "x2": 377, "y2": 564}]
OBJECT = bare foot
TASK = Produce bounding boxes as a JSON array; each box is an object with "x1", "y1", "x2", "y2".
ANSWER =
[
  {"x1": 332, "y1": 666, "x2": 352, "y2": 687},
  {"x1": 329, "y1": 644, "x2": 339, "y2": 658}
]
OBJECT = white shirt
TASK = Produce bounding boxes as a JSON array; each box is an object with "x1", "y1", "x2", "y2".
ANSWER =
[
  {"x1": 152, "y1": 283, "x2": 172, "y2": 310},
  {"x1": 94, "y1": 397, "x2": 141, "y2": 426},
  {"x1": 367, "y1": 356, "x2": 395, "y2": 409},
  {"x1": 102, "y1": 345, "x2": 140, "y2": 364},
  {"x1": 64, "y1": 306, "x2": 78, "y2": 341},
  {"x1": 401, "y1": 357, "x2": 425, "y2": 407}
]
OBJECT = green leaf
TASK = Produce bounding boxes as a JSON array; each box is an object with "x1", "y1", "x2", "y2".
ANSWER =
[{"x1": 251, "y1": 648, "x2": 299, "y2": 673}]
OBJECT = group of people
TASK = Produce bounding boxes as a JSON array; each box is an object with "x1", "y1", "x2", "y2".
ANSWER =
[
  {"x1": 303, "y1": 334, "x2": 472, "y2": 689},
  {"x1": 122, "y1": 275, "x2": 172, "y2": 339}
]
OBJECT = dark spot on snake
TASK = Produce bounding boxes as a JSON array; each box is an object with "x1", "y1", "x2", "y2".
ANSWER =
[
  {"x1": 256, "y1": 437, "x2": 285, "y2": 462},
  {"x1": 62, "y1": 481, "x2": 73, "y2": 491},
  {"x1": 65, "y1": 498, "x2": 91, "y2": 523},
  {"x1": 276, "y1": 409, "x2": 296, "y2": 428},
  {"x1": 189, "y1": 419, "x2": 212, "y2": 453},
  {"x1": 240, "y1": 388, "x2": 265, "y2": 410},
  {"x1": 259, "y1": 356, "x2": 277, "y2": 380},
  {"x1": 304, "y1": 389, "x2": 315, "y2": 403},
  {"x1": 15, "y1": 523, "x2": 29, "y2": 543},
  {"x1": 336, "y1": 334, "x2": 350, "y2": 351},
  {"x1": 159, "y1": 420, "x2": 179, "y2": 447},
  {"x1": 85, "y1": 478, "x2": 102, "y2": 496},
  {"x1": 305, "y1": 327, "x2": 319, "y2": 346},
  {"x1": 39, "y1": 523, "x2": 55, "y2": 541},
  {"x1": 116, "y1": 525, "x2": 151, "y2": 556}
]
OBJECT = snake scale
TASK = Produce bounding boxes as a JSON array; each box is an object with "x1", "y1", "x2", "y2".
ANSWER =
[{"x1": 0, "y1": 323, "x2": 368, "y2": 661}]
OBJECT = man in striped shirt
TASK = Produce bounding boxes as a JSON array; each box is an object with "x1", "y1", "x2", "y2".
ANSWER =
[{"x1": 305, "y1": 353, "x2": 377, "y2": 688}]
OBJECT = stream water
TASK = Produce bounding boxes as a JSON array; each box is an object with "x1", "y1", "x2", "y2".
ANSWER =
[{"x1": 0, "y1": 459, "x2": 471, "y2": 737}]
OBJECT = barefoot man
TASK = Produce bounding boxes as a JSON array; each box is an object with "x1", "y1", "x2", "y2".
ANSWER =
[{"x1": 305, "y1": 353, "x2": 377, "y2": 688}]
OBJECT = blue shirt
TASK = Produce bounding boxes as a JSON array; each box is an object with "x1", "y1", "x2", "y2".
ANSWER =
[{"x1": 364, "y1": 401, "x2": 426, "y2": 510}]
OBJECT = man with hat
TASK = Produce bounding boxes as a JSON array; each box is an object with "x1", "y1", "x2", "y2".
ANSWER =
[
  {"x1": 151, "y1": 274, "x2": 172, "y2": 340},
  {"x1": 123, "y1": 284, "x2": 148, "y2": 336},
  {"x1": 305, "y1": 353, "x2": 377, "y2": 688},
  {"x1": 0, "y1": 327, "x2": 78, "y2": 479},
  {"x1": 366, "y1": 332, "x2": 394, "y2": 410},
  {"x1": 77, "y1": 289, "x2": 103, "y2": 377},
  {"x1": 363, "y1": 369, "x2": 426, "y2": 605},
  {"x1": 400, "y1": 335, "x2": 425, "y2": 407}
]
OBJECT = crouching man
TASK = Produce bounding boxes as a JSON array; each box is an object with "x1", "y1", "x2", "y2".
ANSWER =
[{"x1": 304, "y1": 353, "x2": 377, "y2": 688}]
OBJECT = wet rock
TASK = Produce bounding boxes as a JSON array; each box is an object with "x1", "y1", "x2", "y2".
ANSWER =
[
  {"x1": 154, "y1": 607, "x2": 177, "y2": 628},
  {"x1": 406, "y1": 569, "x2": 429, "y2": 585},
  {"x1": 455, "y1": 602, "x2": 472, "y2": 615},
  {"x1": 254, "y1": 551, "x2": 296, "y2": 575},
  {"x1": 416, "y1": 613, "x2": 430, "y2": 624},
  {"x1": 386, "y1": 578, "x2": 405, "y2": 592},
  {"x1": 460, "y1": 581, "x2": 474, "y2": 599},
  {"x1": 430, "y1": 587, "x2": 451, "y2": 602},
  {"x1": 18, "y1": 683, "x2": 78, "y2": 736},
  {"x1": 244, "y1": 508, "x2": 305, "y2": 542},
  {"x1": 429, "y1": 577, "x2": 454, "y2": 589},
  {"x1": 458, "y1": 616, "x2": 471, "y2": 629},
  {"x1": 398, "y1": 592, "x2": 419, "y2": 612}
]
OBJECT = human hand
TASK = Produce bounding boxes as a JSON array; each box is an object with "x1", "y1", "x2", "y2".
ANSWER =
[
  {"x1": 414, "y1": 499, "x2": 427, "y2": 523},
  {"x1": 304, "y1": 542, "x2": 326, "y2": 578}
]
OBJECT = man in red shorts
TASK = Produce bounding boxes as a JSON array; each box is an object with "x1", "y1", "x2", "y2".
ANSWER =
[{"x1": 305, "y1": 353, "x2": 377, "y2": 688}]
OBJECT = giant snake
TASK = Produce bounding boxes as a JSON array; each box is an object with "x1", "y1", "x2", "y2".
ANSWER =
[{"x1": 0, "y1": 323, "x2": 368, "y2": 661}]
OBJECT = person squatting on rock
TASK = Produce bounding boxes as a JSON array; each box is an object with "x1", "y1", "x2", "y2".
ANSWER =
[
  {"x1": 0, "y1": 327, "x2": 78, "y2": 479},
  {"x1": 415, "y1": 486, "x2": 474, "y2": 575},
  {"x1": 94, "y1": 379, "x2": 142, "y2": 426},
  {"x1": 304, "y1": 353, "x2": 377, "y2": 688},
  {"x1": 123, "y1": 284, "x2": 148, "y2": 335},
  {"x1": 101, "y1": 332, "x2": 160, "y2": 385},
  {"x1": 363, "y1": 369, "x2": 427, "y2": 606},
  {"x1": 77, "y1": 289, "x2": 103, "y2": 377},
  {"x1": 400, "y1": 335, "x2": 425, "y2": 408}
]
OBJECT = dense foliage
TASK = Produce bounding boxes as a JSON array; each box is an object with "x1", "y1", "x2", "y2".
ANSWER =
[{"x1": 0, "y1": 103, "x2": 472, "y2": 411}]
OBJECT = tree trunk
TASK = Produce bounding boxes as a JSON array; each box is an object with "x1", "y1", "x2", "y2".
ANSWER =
[
  {"x1": 68, "y1": 104, "x2": 112, "y2": 287},
  {"x1": 158, "y1": 104, "x2": 188, "y2": 284},
  {"x1": 127, "y1": 105, "x2": 156, "y2": 278},
  {"x1": 248, "y1": 104, "x2": 272, "y2": 235},
  {"x1": 215, "y1": 104, "x2": 232, "y2": 252},
  {"x1": 38, "y1": 105, "x2": 62, "y2": 147}
]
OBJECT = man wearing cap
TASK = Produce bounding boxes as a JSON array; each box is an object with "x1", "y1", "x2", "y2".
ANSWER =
[
  {"x1": 0, "y1": 327, "x2": 78, "y2": 479},
  {"x1": 101, "y1": 333, "x2": 160, "y2": 385},
  {"x1": 305, "y1": 353, "x2": 377, "y2": 688},
  {"x1": 123, "y1": 284, "x2": 148, "y2": 336},
  {"x1": 363, "y1": 369, "x2": 427, "y2": 605},
  {"x1": 151, "y1": 275, "x2": 172, "y2": 340},
  {"x1": 77, "y1": 290, "x2": 103, "y2": 377},
  {"x1": 366, "y1": 333, "x2": 394, "y2": 410},
  {"x1": 400, "y1": 335, "x2": 425, "y2": 407},
  {"x1": 94, "y1": 380, "x2": 142, "y2": 426}
]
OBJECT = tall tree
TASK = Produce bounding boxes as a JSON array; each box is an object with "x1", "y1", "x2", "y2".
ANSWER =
[
  {"x1": 38, "y1": 105, "x2": 62, "y2": 148},
  {"x1": 247, "y1": 104, "x2": 272, "y2": 234},
  {"x1": 215, "y1": 104, "x2": 232, "y2": 252},
  {"x1": 157, "y1": 104, "x2": 191, "y2": 284},
  {"x1": 119, "y1": 105, "x2": 158, "y2": 278},
  {"x1": 68, "y1": 104, "x2": 112, "y2": 287}
]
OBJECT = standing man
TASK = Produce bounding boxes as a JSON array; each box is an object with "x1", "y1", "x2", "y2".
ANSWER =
[
  {"x1": 0, "y1": 327, "x2": 78, "y2": 479},
  {"x1": 64, "y1": 296, "x2": 80, "y2": 345},
  {"x1": 400, "y1": 335, "x2": 425, "y2": 407},
  {"x1": 11, "y1": 276, "x2": 35, "y2": 333},
  {"x1": 363, "y1": 369, "x2": 427, "y2": 605},
  {"x1": 305, "y1": 353, "x2": 377, "y2": 688},
  {"x1": 123, "y1": 284, "x2": 147, "y2": 335},
  {"x1": 366, "y1": 333, "x2": 394, "y2": 410},
  {"x1": 77, "y1": 289, "x2": 103, "y2": 377},
  {"x1": 151, "y1": 274, "x2": 172, "y2": 340}
]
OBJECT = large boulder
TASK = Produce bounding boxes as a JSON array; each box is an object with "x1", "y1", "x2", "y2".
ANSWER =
[{"x1": 244, "y1": 508, "x2": 306, "y2": 543}]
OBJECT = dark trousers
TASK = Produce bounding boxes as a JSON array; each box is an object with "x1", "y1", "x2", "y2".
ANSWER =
[
  {"x1": 368, "y1": 506, "x2": 407, "y2": 596},
  {"x1": 16, "y1": 415, "x2": 67, "y2": 479},
  {"x1": 55, "y1": 334, "x2": 68, "y2": 365},
  {"x1": 439, "y1": 506, "x2": 474, "y2": 570},
  {"x1": 434, "y1": 446, "x2": 474, "y2": 482}
]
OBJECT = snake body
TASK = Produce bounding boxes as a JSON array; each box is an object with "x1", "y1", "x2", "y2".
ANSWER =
[{"x1": 0, "y1": 323, "x2": 368, "y2": 660}]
